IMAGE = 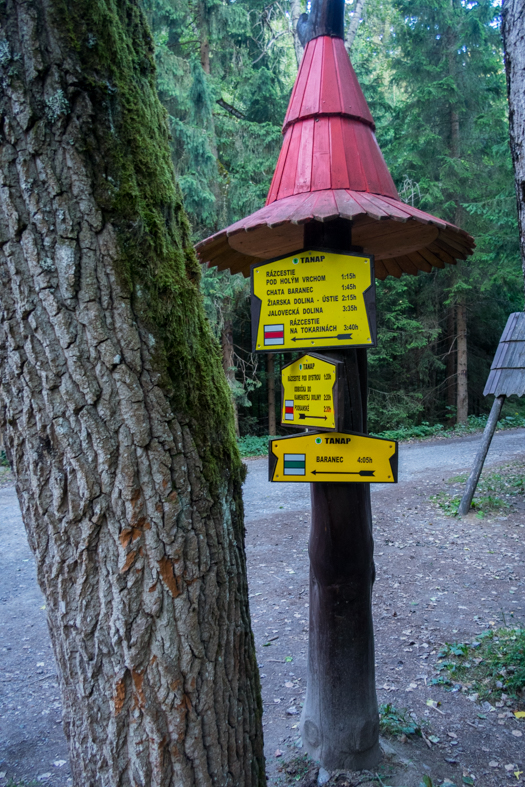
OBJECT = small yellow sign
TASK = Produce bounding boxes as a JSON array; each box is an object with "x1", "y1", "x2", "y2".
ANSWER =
[
  {"x1": 269, "y1": 432, "x2": 397, "y2": 484},
  {"x1": 281, "y1": 353, "x2": 341, "y2": 430},
  {"x1": 251, "y1": 249, "x2": 375, "y2": 352}
]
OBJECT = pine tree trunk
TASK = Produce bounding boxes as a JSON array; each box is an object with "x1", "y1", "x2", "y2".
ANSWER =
[
  {"x1": 446, "y1": 305, "x2": 456, "y2": 421},
  {"x1": 222, "y1": 318, "x2": 240, "y2": 437},
  {"x1": 0, "y1": 2, "x2": 264, "y2": 785},
  {"x1": 456, "y1": 300, "x2": 468, "y2": 424},
  {"x1": 502, "y1": 0, "x2": 525, "y2": 298},
  {"x1": 345, "y1": 0, "x2": 366, "y2": 52},
  {"x1": 290, "y1": 0, "x2": 304, "y2": 67},
  {"x1": 267, "y1": 354, "x2": 276, "y2": 436}
]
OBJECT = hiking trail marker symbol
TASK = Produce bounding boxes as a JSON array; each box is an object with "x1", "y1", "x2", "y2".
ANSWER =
[
  {"x1": 281, "y1": 353, "x2": 343, "y2": 431},
  {"x1": 269, "y1": 432, "x2": 398, "y2": 484},
  {"x1": 251, "y1": 249, "x2": 376, "y2": 353}
]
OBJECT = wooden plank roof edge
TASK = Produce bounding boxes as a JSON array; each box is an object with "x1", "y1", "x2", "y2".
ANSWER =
[{"x1": 282, "y1": 110, "x2": 375, "y2": 134}]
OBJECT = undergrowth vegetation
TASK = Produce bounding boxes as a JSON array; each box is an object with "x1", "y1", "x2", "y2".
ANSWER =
[
  {"x1": 379, "y1": 702, "x2": 422, "y2": 738},
  {"x1": 434, "y1": 628, "x2": 525, "y2": 704},
  {"x1": 431, "y1": 461, "x2": 525, "y2": 516},
  {"x1": 237, "y1": 416, "x2": 525, "y2": 457}
]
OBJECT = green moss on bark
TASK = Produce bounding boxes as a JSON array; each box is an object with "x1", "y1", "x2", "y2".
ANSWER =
[{"x1": 53, "y1": 0, "x2": 243, "y2": 496}]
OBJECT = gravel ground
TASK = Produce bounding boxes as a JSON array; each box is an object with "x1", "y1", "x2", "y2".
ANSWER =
[{"x1": 1, "y1": 428, "x2": 524, "y2": 786}]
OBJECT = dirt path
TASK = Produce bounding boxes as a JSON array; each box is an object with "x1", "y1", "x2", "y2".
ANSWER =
[{"x1": 1, "y1": 430, "x2": 524, "y2": 786}]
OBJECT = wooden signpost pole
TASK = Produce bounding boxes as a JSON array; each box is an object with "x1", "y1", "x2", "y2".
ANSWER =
[{"x1": 300, "y1": 221, "x2": 380, "y2": 769}]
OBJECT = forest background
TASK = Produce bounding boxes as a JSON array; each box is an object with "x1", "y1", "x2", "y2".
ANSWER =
[{"x1": 143, "y1": 0, "x2": 524, "y2": 440}]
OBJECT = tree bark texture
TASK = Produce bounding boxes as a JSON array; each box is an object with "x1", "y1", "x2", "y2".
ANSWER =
[
  {"x1": 503, "y1": 0, "x2": 525, "y2": 299},
  {"x1": 267, "y1": 354, "x2": 276, "y2": 436},
  {"x1": 300, "y1": 220, "x2": 379, "y2": 771},
  {"x1": 456, "y1": 300, "x2": 468, "y2": 424},
  {"x1": 221, "y1": 317, "x2": 240, "y2": 437},
  {"x1": 0, "y1": 2, "x2": 265, "y2": 786}
]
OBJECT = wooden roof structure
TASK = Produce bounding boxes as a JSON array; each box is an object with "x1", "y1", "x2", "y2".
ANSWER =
[
  {"x1": 484, "y1": 312, "x2": 525, "y2": 397},
  {"x1": 196, "y1": 20, "x2": 475, "y2": 279}
]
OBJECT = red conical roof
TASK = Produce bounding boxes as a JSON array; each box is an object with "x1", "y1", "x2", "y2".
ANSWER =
[
  {"x1": 196, "y1": 36, "x2": 474, "y2": 279},
  {"x1": 266, "y1": 37, "x2": 398, "y2": 204}
]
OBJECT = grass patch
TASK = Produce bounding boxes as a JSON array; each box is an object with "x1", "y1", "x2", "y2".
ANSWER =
[
  {"x1": 431, "y1": 461, "x2": 525, "y2": 517},
  {"x1": 238, "y1": 414, "x2": 525, "y2": 458},
  {"x1": 435, "y1": 628, "x2": 525, "y2": 703},
  {"x1": 379, "y1": 702, "x2": 422, "y2": 738},
  {"x1": 373, "y1": 413, "x2": 525, "y2": 442},
  {"x1": 237, "y1": 434, "x2": 270, "y2": 457}
]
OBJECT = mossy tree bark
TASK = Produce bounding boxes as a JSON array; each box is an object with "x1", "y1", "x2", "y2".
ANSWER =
[{"x1": 0, "y1": 1, "x2": 265, "y2": 785}]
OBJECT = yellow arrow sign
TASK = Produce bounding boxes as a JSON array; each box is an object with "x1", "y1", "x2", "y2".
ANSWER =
[
  {"x1": 269, "y1": 432, "x2": 397, "y2": 484},
  {"x1": 251, "y1": 250, "x2": 376, "y2": 352},
  {"x1": 281, "y1": 353, "x2": 342, "y2": 431}
]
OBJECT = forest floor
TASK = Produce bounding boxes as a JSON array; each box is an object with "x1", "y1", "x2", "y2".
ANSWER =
[{"x1": 0, "y1": 429, "x2": 524, "y2": 787}]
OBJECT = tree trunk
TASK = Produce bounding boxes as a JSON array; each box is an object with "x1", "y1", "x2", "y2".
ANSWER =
[
  {"x1": 0, "y1": 2, "x2": 264, "y2": 786},
  {"x1": 267, "y1": 354, "x2": 276, "y2": 436},
  {"x1": 456, "y1": 300, "x2": 468, "y2": 424},
  {"x1": 300, "y1": 220, "x2": 379, "y2": 771},
  {"x1": 446, "y1": 305, "x2": 456, "y2": 421},
  {"x1": 290, "y1": 0, "x2": 304, "y2": 67},
  {"x1": 222, "y1": 317, "x2": 240, "y2": 436},
  {"x1": 502, "y1": 0, "x2": 525, "y2": 299},
  {"x1": 345, "y1": 0, "x2": 366, "y2": 52}
]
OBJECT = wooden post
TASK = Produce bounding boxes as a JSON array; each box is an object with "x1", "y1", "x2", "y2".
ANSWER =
[
  {"x1": 458, "y1": 395, "x2": 505, "y2": 516},
  {"x1": 268, "y1": 353, "x2": 276, "y2": 436},
  {"x1": 300, "y1": 220, "x2": 380, "y2": 770}
]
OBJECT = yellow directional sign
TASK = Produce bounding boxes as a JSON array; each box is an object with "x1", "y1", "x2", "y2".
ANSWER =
[
  {"x1": 251, "y1": 249, "x2": 376, "y2": 352},
  {"x1": 269, "y1": 432, "x2": 397, "y2": 484},
  {"x1": 281, "y1": 353, "x2": 342, "y2": 431}
]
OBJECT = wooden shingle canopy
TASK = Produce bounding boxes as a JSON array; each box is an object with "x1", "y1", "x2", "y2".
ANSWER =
[
  {"x1": 484, "y1": 312, "x2": 525, "y2": 397},
  {"x1": 196, "y1": 36, "x2": 475, "y2": 279}
]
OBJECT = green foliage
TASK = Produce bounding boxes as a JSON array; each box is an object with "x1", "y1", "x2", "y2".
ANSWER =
[
  {"x1": 355, "y1": 0, "x2": 524, "y2": 433},
  {"x1": 431, "y1": 460, "x2": 525, "y2": 516},
  {"x1": 436, "y1": 629, "x2": 525, "y2": 703},
  {"x1": 145, "y1": 0, "x2": 294, "y2": 240},
  {"x1": 143, "y1": 0, "x2": 523, "y2": 438},
  {"x1": 237, "y1": 435, "x2": 270, "y2": 457},
  {"x1": 379, "y1": 703, "x2": 422, "y2": 737},
  {"x1": 0, "y1": 449, "x2": 8, "y2": 467}
]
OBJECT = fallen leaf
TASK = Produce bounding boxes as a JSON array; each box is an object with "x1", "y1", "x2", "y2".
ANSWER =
[
  {"x1": 275, "y1": 749, "x2": 283, "y2": 758},
  {"x1": 511, "y1": 730, "x2": 522, "y2": 737},
  {"x1": 514, "y1": 711, "x2": 525, "y2": 719}
]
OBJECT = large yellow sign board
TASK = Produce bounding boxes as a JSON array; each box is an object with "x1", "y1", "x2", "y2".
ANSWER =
[
  {"x1": 251, "y1": 250, "x2": 375, "y2": 352},
  {"x1": 281, "y1": 353, "x2": 341, "y2": 431},
  {"x1": 269, "y1": 432, "x2": 397, "y2": 484}
]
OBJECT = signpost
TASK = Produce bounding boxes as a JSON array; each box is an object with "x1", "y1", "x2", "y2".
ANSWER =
[
  {"x1": 251, "y1": 249, "x2": 376, "y2": 353},
  {"x1": 280, "y1": 353, "x2": 343, "y2": 430},
  {"x1": 197, "y1": 0, "x2": 474, "y2": 771},
  {"x1": 269, "y1": 432, "x2": 397, "y2": 483}
]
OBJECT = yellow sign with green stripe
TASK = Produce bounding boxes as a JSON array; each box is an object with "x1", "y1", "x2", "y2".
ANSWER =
[{"x1": 269, "y1": 432, "x2": 398, "y2": 484}]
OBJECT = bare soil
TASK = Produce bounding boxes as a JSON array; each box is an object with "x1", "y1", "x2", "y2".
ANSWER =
[{"x1": 0, "y1": 435, "x2": 524, "y2": 787}]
